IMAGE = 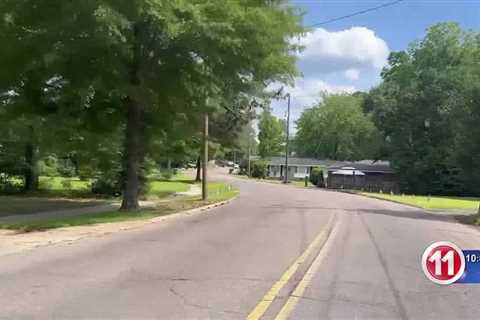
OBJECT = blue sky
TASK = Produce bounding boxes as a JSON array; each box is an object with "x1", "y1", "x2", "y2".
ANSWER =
[{"x1": 271, "y1": 0, "x2": 480, "y2": 124}]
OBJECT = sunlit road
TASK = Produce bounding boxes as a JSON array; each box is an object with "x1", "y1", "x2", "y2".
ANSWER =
[{"x1": 1, "y1": 170, "x2": 480, "y2": 319}]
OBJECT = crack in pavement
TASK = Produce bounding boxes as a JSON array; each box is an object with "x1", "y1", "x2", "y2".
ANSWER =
[{"x1": 168, "y1": 286, "x2": 242, "y2": 316}]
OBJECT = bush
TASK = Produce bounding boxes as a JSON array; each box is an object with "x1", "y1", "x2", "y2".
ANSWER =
[
  {"x1": 0, "y1": 174, "x2": 23, "y2": 194},
  {"x1": 91, "y1": 178, "x2": 121, "y2": 197},
  {"x1": 91, "y1": 170, "x2": 122, "y2": 196},
  {"x1": 251, "y1": 160, "x2": 268, "y2": 179},
  {"x1": 309, "y1": 167, "x2": 324, "y2": 186},
  {"x1": 61, "y1": 179, "x2": 73, "y2": 190},
  {"x1": 39, "y1": 157, "x2": 60, "y2": 177}
]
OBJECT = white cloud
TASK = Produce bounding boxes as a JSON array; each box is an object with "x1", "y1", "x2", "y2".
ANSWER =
[
  {"x1": 269, "y1": 78, "x2": 356, "y2": 126},
  {"x1": 344, "y1": 69, "x2": 360, "y2": 81},
  {"x1": 295, "y1": 27, "x2": 389, "y2": 77},
  {"x1": 288, "y1": 78, "x2": 356, "y2": 106}
]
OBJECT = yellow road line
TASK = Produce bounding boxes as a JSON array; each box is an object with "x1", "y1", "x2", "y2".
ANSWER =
[
  {"x1": 247, "y1": 214, "x2": 337, "y2": 320},
  {"x1": 274, "y1": 214, "x2": 343, "y2": 320}
]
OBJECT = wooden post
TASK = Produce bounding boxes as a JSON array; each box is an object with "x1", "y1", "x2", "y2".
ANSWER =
[{"x1": 202, "y1": 113, "x2": 209, "y2": 201}]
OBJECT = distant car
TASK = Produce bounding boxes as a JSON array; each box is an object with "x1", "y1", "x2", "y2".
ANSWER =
[{"x1": 227, "y1": 161, "x2": 234, "y2": 167}]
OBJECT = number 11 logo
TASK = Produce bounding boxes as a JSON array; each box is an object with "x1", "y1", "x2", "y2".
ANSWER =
[{"x1": 422, "y1": 241, "x2": 465, "y2": 285}]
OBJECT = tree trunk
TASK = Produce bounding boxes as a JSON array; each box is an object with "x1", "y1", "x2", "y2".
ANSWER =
[
  {"x1": 120, "y1": 98, "x2": 145, "y2": 211},
  {"x1": 195, "y1": 156, "x2": 201, "y2": 182},
  {"x1": 120, "y1": 22, "x2": 145, "y2": 211},
  {"x1": 24, "y1": 125, "x2": 39, "y2": 192}
]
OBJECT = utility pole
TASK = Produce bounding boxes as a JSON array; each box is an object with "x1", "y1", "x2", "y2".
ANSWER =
[
  {"x1": 247, "y1": 132, "x2": 251, "y2": 177},
  {"x1": 202, "y1": 113, "x2": 209, "y2": 200},
  {"x1": 283, "y1": 93, "x2": 291, "y2": 184}
]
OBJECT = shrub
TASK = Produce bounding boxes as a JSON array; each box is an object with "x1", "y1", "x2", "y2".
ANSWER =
[
  {"x1": 251, "y1": 160, "x2": 268, "y2": 178},
  {"x1": 61, "y1": 179, "x2": 73, "y2": 190},
  {"x1": 0, "y1": 174, "x2": 23, "y2": 194},
  {"x1": 91, "y1": 178, "x2": 121, "y2": 197},
  {"x1": 161, "y1": 169, "x2": 175, "y2": 180},
  {"x1": 309, "y1": 167, "x2": 324, "y2": 186},
  {"x1": 39, "y1": 157, "x2": 60, "y2": 177}
]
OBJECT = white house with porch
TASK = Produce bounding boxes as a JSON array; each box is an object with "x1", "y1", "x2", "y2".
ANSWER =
[{"x1": 265, "y1": 157, "x2": 336, "y2": 180}]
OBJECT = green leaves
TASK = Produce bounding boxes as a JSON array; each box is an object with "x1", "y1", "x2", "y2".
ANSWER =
[
  {"x1": 295, "y1": 94, "x2": 381, "y2": 161},
  {"x1": 367, "y1": 22, "x2": 480, "y2": 196},
  {"x1": 1, "y1": 0, "x2": 304, "y2": 203},
  {"x1": 258, "y1": 108, "x2": 286, "y2": 158}
]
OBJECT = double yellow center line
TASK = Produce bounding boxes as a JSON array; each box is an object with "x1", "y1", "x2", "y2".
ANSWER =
[{"x1": 247, "y1": 214, "x2": 337, "y2": 320}]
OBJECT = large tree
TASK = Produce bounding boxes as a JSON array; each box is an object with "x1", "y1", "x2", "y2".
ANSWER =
[
  {"x1": 364, "y1": 22, "x2": 480, "y2": 195},
  {"x1": 295, "y1": 94, "x2": 381, "y2": 161},
  {"x1": 1, "y1": 1, "x2": 304, "y2": 209}
]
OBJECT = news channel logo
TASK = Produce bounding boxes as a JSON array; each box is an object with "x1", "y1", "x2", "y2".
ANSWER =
[{"x1": 422, "y1": 241, "x2": 480, "y2": 285}]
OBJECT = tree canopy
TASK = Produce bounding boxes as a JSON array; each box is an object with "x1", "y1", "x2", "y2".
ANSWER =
[
  {"x1": 364, "y1": 22, "x2": 480, "y2": 195},
  {"x1": 0, "y1": 0, "x2": 304, "y2": 208},
  {"x1": 295, "y1": 94, "x2": 381, "y2": 161},
  {"x1": 258, "y1": 109, "x2": 286, "y2": 158}
]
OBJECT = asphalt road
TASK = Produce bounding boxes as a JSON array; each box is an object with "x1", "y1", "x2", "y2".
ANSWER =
[{"x1": 1, "y1": 171, "x2": 480, "y2": 319}]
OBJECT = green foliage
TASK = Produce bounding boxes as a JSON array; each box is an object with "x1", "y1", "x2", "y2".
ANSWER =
[
  {"x1": 365, "y1": 22, "x2": 480, "y2": 196},
  {"x1": 309, "y1": 167, "x2": 323, "y2": 186},
  {"x1": 91, "y1": 174, "x2": 122, "y2": 197},
  {"x1": 0, "y1": 0, "x2": 304, "y2": 208},
  {"x1": 251, "y1": 160, "x2": 268, "y2": 178},
  {"x1": 295, "y1": 94, "x2": 382, "y2": 161},
  {"x1": 362, "y1": 193, "x2": 480, "y2": 210},
  {"x1": 0, "y1": 174, "x2": 23, "y2": 194},
  {"x1": 39, "y1": 157, "x2": 59, "y2": 177},
  {"x1": 258, "y1": 109, "x2": 285, "y2": 158}
]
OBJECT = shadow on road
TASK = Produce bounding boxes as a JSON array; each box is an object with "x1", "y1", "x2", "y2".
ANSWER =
[{"x1": 262, "y1": 204, "x2": 477, "y2": 226}]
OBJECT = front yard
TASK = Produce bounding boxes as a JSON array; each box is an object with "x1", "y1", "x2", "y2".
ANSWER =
[
  {"x1": 361, "y1": 192, "x2": 480, "y2": 210},
  {"x1": 0, "y1": 178, "x2": 237, "y2": 232}
]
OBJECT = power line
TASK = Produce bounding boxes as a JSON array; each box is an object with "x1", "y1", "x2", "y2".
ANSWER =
[{"x1": 307, "y1": 0, "x2": 405, "y2": 27}]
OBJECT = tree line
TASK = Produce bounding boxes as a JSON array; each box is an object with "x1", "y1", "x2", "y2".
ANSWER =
[
  {"x1": 0, "y1": 1, "x2": 304, "y2": 209},
  {"x1": 295, "y1": 23, "x2": 480, "y2": 196}
]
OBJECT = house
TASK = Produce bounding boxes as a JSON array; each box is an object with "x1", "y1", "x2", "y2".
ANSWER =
[
  {"x1": 265, "y1": 157, "x2": 335, "y2": 180},
  {"x1": 326, "y1": 160, "x2": 398, "y2": 192}
]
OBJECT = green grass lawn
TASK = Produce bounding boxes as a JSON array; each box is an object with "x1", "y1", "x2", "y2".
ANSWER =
[
  {"x1": 146, "y1": 180, "x2": 192, "y2": 199},
  {"x1": 39, "y1": 176, "x2": 92, "y2": 191},
  {"x1": 0, "y1": 182, "x2": 238, "y2": 232},
  {"x1": 0, "y1": 174, "x2": 194, "y2": 216},
  {"x1": 205, "y1": 182, "x2": 238, "y2": 202},
  {"x1": 0, "y1": 197, "x2": 106, "y2": 217},
  {"x1": 362, "y1": 192, "x2": 480, "y2": 210}
]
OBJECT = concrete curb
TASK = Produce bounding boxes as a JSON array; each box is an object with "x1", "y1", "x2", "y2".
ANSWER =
[
  {"x1": 0, "y1": 195, "x2": 239, "y2": 258},
  {"x1": 149, "y1": 195, "x2": 239, "y2": 224}
]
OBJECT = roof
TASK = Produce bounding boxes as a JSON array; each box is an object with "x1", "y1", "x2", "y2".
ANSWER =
[
  {"x1": 331, "y1": 169, "x2": 366, "y2": 176},
  {"x1": 266, "y1": 157, "x2": 336, "y2": 167},
  {"x1": 328, "y1": 160, "x2": 393, "y2": 173}
]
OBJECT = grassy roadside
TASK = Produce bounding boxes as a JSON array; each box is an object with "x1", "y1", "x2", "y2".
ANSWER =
[
  {"x1": 360, "y1": 192, "x2": 480, "y2": 225},
  {"x1": 361, "y1": 192, "x2": 480, "y2": 210},
  {"x1": 0, "y1": 175, "x2": 195, "y2": 216},
  {"x1": 0, "y1": 182, "x2": 238, "y2": 232},
  {"x1": 0, "y1": 197, "x2": 108, "y2": 217}
]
